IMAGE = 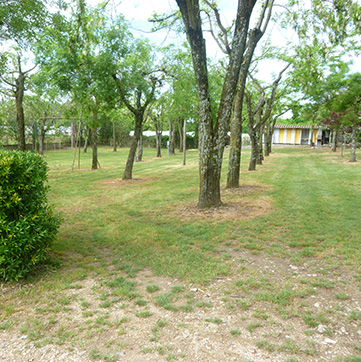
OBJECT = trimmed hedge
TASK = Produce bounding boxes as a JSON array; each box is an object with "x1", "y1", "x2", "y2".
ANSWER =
[{"x1": 0, "y1": 150, "x2": 61, "y2": 281}]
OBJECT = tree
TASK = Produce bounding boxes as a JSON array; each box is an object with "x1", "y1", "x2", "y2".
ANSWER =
[
  {"x1": 148, "y1": 99, "x2": 167, "y2": 158},
  {"x1": 161, "y1": 44, "x2": 198, "y2": 154},
  {"x1": 175, "y1": 0, "x2": 258, "y2": 207},
  {"x1": 245, "y1": 63, "x2": 291, "y2": 170},
  {"x1": 0, "y1": 51, "x2": 36, "y2": 150},
  {"x1": 281, "y1": 0, "x2": 361, "y2": 119},
  {"x1": 0, "y1": 98, "x2": 17, "y2": 142},
  {"x1": 320, "y1": 73, "x2": 361, "y2": 162},
  {"x1": 226, "y1": 0, "x2": 275, "y2": 188},
  {"x1": 0, "y1": 0, "x2": 49, "y2": 44},
  {"x1": 35, "y1": 1, "x2": 117, "y2": 169},
  {"x1": 264, "y1": 97, "x2": 290, "y2": 157},
  {"x1": 110, "y1": 36, "x2": 159, "y2": 179}
]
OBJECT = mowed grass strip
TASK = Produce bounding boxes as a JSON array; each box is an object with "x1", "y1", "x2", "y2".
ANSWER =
[{"x1": 241, "y1": 148, "x2": 361, "y2": 266}]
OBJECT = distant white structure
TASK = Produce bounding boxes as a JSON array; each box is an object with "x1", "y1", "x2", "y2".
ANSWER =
[{"x1": 129, "y1": 130, "x2": 195, "y2": 137}]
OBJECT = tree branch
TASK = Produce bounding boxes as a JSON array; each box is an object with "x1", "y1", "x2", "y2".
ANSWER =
[
  {"x1": 203, "y1": 10, "x2": 228, "y2": 54},
  {"x1": 112, "y1": 74, "x2": 137, "y2": 115},
  {"x1": 23, "y1": 64, "x2": 37, "y2": 75},
  {"x1": 0, "y1": 75, "x2": 16, "y2": 87},
  {"x1": 203, "y1": 0, "x2": 231, "y2": 54},
  {"x1": 142, "y1": 78, "x2": 157, "y2": 111}
]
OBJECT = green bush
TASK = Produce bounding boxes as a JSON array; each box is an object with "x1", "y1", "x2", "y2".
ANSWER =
[{"x1": 0, "y1": 150, "x2": 61, "y2": 281}]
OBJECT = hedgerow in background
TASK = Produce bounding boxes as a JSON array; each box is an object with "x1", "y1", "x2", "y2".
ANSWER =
[{"x1": 0, "y1": 150, "x2": 61, "y2": 281}]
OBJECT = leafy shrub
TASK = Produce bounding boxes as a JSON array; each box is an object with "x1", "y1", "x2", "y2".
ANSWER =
[{"x1": 0, "y1": 150, "x2": 61, "y2": 280}]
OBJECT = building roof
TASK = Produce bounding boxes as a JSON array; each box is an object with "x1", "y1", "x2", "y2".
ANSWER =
[{"x1": 274, "y1": 124, "x2": 314, "y2": 129}]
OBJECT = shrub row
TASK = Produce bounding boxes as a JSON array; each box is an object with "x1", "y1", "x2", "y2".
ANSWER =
[{"x1": 0, "y1": 150, "x2": 61, "y2": 281}]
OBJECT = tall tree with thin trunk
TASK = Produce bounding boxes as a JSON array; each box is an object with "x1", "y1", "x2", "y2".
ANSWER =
[
  {"x1": 35, "y1": 1, "x2": 118, "y2": 169},
  {"x1": 112, "y1": 66, "x2": 157, "y2": 179},
  {"x1": 149, "y1": 100, "x2": 167, "y2": 158}
]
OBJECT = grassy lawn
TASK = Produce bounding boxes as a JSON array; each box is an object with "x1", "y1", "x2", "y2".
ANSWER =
[
  {"x1": 1, "y1": 146, "x2": 361, "y2": 361},
  {"x1": 47, "y1": 146, "x2": 361, "y2": 279}
]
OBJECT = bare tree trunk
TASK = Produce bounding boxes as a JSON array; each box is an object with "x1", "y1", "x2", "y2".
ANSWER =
[
  {"x1": 169, "y1": 120, "x2": 175, "y2": 155},
  {"x1": 264, "y1": 120, "x2": 274, "y2": 157},
  {"x1": 32, "y1": 122, "x2": 38, "y2": 152},
  {"x1": 176, "y1": 0, "x2": 259, "y2": 208},
  {"x1": 341, "y1": 132, "x2": 345, "y2": 157},
  {"x1": 350, "y1": 128, "x2": 357, "y2": 162},
  {"x1": 123, "y1": 113, "x2": 143, "y2": 179},
  {"x1": 152, "y1": 107, "x2": 164, "y2": 158},
  {"x1": 39, "y1": 117, "x2": 46, "y2": 156},
  {"x1": 71, "y1": 120, "x2": 76, "y2": 148},
  {"x1": 249, "y1": 130, "x2": 258, "y2": 171},
  {"x1": 178, "y1": 127, "x2": 183, "y2": 152},
  {"x1": 227, "y1": 25, "x2": 265, "y2": 188},
  {"x1": 154, "y1": 115, "x2": 163, "y2": 158},
  {"x1": 156, "y1": 132, "x2": 162, "y2": 157},
  {"x1": 257, "y1": 127, "x2": 264, "y2": 164},
  {"x1": 136, "y1": 125, "x2": 143, "y2": 162},
  {"x1": 178, "y1": 118, "x2": 184, "y2": 153},
  {"x1": 84, "y1": 127, "x2": 89, "y2": 153},
  {"x1": 90, "y1": 126, "x2": 98, "y2": 170},
  {"x1": 15, "y1": 74, "x2": 26, "y2": 151},
  {"x1": 226, "y1": 88, "x2": 243, "y2": 189},
  {"x1": 332, "y1": 129, "x2": 338, "y2": 152}
]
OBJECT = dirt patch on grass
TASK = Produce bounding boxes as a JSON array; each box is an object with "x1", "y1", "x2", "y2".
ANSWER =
[
  {"x1": 1, "y1": 249, "x2": 361, "y2": 362},
  {"x1": 322, "y1": 153, "x2": 361, "y2": 165},
  {"x1": 175, "y1": 185, "x2": 272, "y2": 221},
  {"x1": 101, "y1": 177, "x2": 153, "y2": 187}
]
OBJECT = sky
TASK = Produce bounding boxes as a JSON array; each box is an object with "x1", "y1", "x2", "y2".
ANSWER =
[
  {"x1": 84, "y1": 0, "x2": 296, "y2": 83},
  {"x1": 87, "y1": 0, "x2": 243, "y2": 59}
]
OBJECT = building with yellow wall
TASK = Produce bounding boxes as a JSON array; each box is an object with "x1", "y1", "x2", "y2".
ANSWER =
[{"x1": 272, "y1": 124, "x2": 328, "y2": 146}]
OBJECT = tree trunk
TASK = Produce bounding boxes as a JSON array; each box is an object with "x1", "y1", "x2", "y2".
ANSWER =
[
  {"x1": 226, "y1": 87, "x2": 243, "y2": 189},
  {"x1": 176, "y1": 0, "x2": 257, "y2": 207},
  {"x1": 113, "y1": 121, "x2": 117, "y2": 152},
  {"x1": 15, "y1": 73, "x2": 26, "y2": 151},
  {"x1": 168, "y1": 120, "x2": 175, "y2": 155},
  {"x1": 266, "y1": 117, "x2": 277, "y2": 156},
  {"x1": 136, "y1": 125, "x2": 143, "y2": 162},
  {"x1": 178, "y1": 119, "x2": 184, "y2": 153},
  {"x1": 32, "y1": 122, "x2": 38, "y2": 152},
  {"x1": 90, "y1": 126, "x2": 98, "y2": 170},
  {"x1": 227, "y1": 28, "x2": 264, "y2": 188},
  {"x1": 39, "y1": 117, "x2": 46, "y2": 156},
  {"x1": 256, "y1": 129, "x2": 263, "y2": 165},
  {"x1": 350, "y1": 128, "x2": 357, "y2": 162},
  {"x1": 71, "y1": 120, "x2": 76, "y2": 148},
  {"x1": 84, "y1": 127, "x2": 89, "y2": 153},
  {"x1": 155, "y1": 117, "x2": 163, "y2": 158},
  {"x1": 332, "y1": 129, "x2": 338, "y2": 152},
  {"x1": 341, "y1": 132, "x2": 345, "y2": 157},
  {"x1": 156, "y1": 131, "x2": 162, "y2": 157},
  {"x1": 123, "y1": 112, "x2": 143, "y2": 179},
  {"x1": 264, "y1": 122, "x2": 273, "y2": 157},
  {"x1": 249, "y1": 130, "x2": 258, "y2": 171},
  {"x1": 198, "y1": 149, "x2": 222, "y2": 208}
]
